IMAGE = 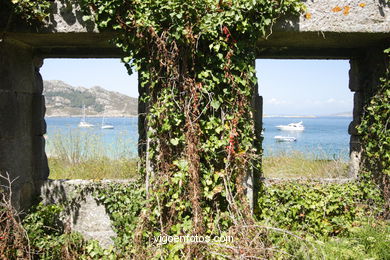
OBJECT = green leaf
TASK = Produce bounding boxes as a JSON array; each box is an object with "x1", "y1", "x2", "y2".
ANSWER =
[
  {"x1": 210, "y1": 100, "x2": 221, "y2": 110},
  {"x1": 170, "y1": 138, "x2": 180, "y2": 146},
  {"x1": 82, "y1": 15, "x2": 92, "y2": 22}
]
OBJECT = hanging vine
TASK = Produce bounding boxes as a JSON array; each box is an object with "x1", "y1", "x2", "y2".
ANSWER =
[
  {"x1": 78, "y1": 1, "x2": 304, "y2": 257},
  {"x1": 358, "y1": 51, "x2": 390, "y2": 217}
]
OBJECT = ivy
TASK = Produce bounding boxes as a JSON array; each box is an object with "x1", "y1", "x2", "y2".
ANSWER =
[
  {"x1": 2, "y1": 0, "x2": 51, "y2": 24},
  {"x1": 72, "y1": 1, "x2": 304, "y2": 256},
  {"x1": 22, "y1": 203, "x2": 92, "y2": 259},
  {"x1": 258, "y1": 181, "x2": 383, "y2": 237},
  {"x1": 93, "y1": 182, "x2": 145, "y2": 253},
  {"x1": 358, "y1": 64, "x2": 390, "y2": 176},
  {"x1": 357, "y1": 51, "x2": 390, "y2": 215}
]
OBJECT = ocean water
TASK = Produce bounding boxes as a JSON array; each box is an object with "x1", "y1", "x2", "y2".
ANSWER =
[
  {"x1": 45, "y1": 116, "x2": 352, "y2": 160},
  {"x1": 45, "y1": 117, "x2": 139, "y2": 158},
  {"x1": 262, "y1": 117, "x2": 351, "y2": 160}
]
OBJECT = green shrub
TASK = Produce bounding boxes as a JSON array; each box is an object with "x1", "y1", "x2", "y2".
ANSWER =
[
  {"x1": 257, "y1": 181, "x2": 383, "y2": 237},
  {"x1": 22, "y1": 204, "x2": 85, "y2": 259},
  {"x1": 270, "y1": 220, "x2": 390, "y2": 259},
  {"x1": 93, "y1": 182, "x2": 145, "y2": 253}
]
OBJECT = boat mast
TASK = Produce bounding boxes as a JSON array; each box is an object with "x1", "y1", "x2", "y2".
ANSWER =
[{"x1": 82, "y1": 105, "x2": 86, "y2": 122}]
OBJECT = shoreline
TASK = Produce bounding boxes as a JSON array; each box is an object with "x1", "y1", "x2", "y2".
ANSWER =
[
  {"x1": 46, "y1": 115, "x2": 352, "y2": 118},
  {"x1": 45, "y1": 115, "x2": 138, "y2": 118},
  {"x1": 263, "y1": 115, "x2": 352, "y2": 118},
  {"x1": 264, "y1": 115, "x2": 317, "y2": 118}
]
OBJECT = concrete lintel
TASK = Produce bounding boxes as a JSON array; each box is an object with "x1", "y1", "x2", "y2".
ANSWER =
[
  {"x1": 0, "y1": 0, "x2": 388, "y2": 59},
  {"x1": 4, "y1": 31, "x2": 388, "y2": 59}
]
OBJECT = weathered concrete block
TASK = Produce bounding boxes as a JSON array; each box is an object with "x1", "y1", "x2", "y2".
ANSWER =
[
  {"x1": 0, "y1": 41, "x2": 48, "y2": 210},
  {"x1": 45, "y1": 0, "x2": 98, "y2": 33},
  {"x1": 32, "y1": 94, "x2": 46, "y2": 136},
  {"x1": 350, "y1": 134, "x2": 362, "y2": 153},
  {"x1": 352, "y1": 92, "x2": 364, "y2": 120},
  {"x1": 32, "y1": 136, "x2": 49, "y2": 180},
  {"x1": 349, "y1": 59, "x2": 362, "y2": 92},
  {"x1": 0, "y1": 41, "x2": 37, "y2": 94},
  {"x1": 349, "y1": 151, "x2": 362, "y2": 178},
  {"x1": 0, "y1": 135, "x2": 36, "y2": 209},
  {"x1": 348, "y1": 120, "x2": 359, "y2": 136},
  {"x1": 0, "y1": 91, "x2": 34, "y2": 139},
  {"x1": 1, "y1": 0, "x2": 388, "y2": 58},
  {"x1": 12, "y1": 180, "x2": 36, "y2": 211},
  {"x1": 40, "y1": 180, "x2": 133, "y2": 248},
  {"x1": 42, "y1": 0, "x2": 389, "y2": 34},
  {"x1": 299, "y1": 0, "x2": 389, "y2": 33},
  {"x1": 70, "y1": 194, "x2": 116, "y2": 248}
]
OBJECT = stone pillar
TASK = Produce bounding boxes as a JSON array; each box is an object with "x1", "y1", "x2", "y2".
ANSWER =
[
  {"x1": 246, "y1": 78, "x2": 263, "y2": 212},
  {"x1": 137, "y1": 71, "x2": 153, "y2": 196},
  {"x1": 0, "y1": 39, "x2": 48, "y2": 210},
  {"x1": 348, "y1": 48, "x2": 388, "y2": 177},
  {"x1": 137, "y1": 73, "x2": 147, "y2": 159}
]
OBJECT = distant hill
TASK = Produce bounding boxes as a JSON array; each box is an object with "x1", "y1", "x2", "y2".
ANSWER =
[
  {"x1": 328, "y1": 111, "x2": 353, "y2": 117},
  {"x1": 43, "y1": 80, "x2": 138, "y2": 117}
]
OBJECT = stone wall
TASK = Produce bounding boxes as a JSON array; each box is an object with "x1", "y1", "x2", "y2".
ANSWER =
[
  {"x1": 348, "y1": 48, "x2": 388, "y2": 177},
  {"x1": 40, "y1": 179, "x2": 124, "y2": 248},
  {"x1": 2, "y1": 0, "x2": 389, "y2": 57},
  {"x1": 0, "y1": 40, "x2": 48, "y2": 210},
  {"x1": 0, "y1": 0, "x2": 389, "y2": 211}
]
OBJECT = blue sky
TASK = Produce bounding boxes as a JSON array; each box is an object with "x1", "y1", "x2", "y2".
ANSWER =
[
  {"x1": 41, "y1": 58, "x2": 352, "y2": 116},
  {"x1": 41, "y1": 59, "x2": 139, "y2": 97},
  {"x1": 256, "y1": 59, "x2": 352, "y2": 116}
]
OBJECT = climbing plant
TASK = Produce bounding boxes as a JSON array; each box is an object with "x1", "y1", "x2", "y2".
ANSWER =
[
  {"x1": 357, "y1": 51, "x2": 390, "y2": 216},
  {"x1": 76, "y1": 0, "x2": 304, "y2": 257},
  {"x1": 3, "y1": 0, "x2": 390, "y2": 257},
  {"x1": 4, "y1": 0, "x2": 302, "y2": 257},
  {"x1": 1, "y1": 0, "x2": 51, "y2": 24}
]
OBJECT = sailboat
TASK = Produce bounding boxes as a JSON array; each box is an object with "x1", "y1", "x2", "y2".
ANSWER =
[
  {"x1": 78, "y1": 105, "x2": 94, "y2": 128},
  {"x1": 101, "y1": 116, "x2": 114, "y2": 129}
]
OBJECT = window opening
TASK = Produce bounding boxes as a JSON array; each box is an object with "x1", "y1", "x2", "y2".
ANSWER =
[
  {"x1": 41, "y1": 58, "x2": 139, "y2": 179},
  {"x1": 256, "y1": 59, "x2": 352, "y2": 179}
]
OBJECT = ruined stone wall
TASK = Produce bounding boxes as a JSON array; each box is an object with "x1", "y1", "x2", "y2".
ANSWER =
[
  {"x1": 348, "y1": 48, "x2": 388, "y2": 177},
  {"x1": 0, "y1": 0, "x2": 388, "y2": 211},
  {"x1": 0, "y1": 40, "x2": 48, "y2": 210},
  {"x1": 40, "y1": 179, "x2": 123, "y2": 248}
]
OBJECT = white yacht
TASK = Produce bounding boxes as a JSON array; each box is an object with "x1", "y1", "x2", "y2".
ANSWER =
[
  {"x1": 274, "y1": 135, "x2": 297, "y2": 142},
  {"x1": 276, "y1": 121, "x2": 304, "y2": 131},
  {"x1": 101, "y1": 116, "x2": 114, "y2": 129},
  {"x1": 78, "y1": 105, "x2": 94, "y2": 128}
]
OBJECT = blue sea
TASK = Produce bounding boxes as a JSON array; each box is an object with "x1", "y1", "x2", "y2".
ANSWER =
[
  {"x1": 262, "y1": 117, "x2": 351, "y2": 160},
  {"x1": 45, "y1": 116, "x2": 352, "y2": 160}
]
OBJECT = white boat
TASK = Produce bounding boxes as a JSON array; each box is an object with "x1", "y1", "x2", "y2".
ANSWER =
[
  {"x1": 101, "y1": 116, "x2": 114, "y2": 129},
  {"x1": 78, "y1": 105, "x2": 94, "y2": 128},
  {"x1": 276, "y1": 121, "x2": 304, "y2": 131},
  {"x1": 274, "y1": 135, "x2": 297, "y2": 142}
]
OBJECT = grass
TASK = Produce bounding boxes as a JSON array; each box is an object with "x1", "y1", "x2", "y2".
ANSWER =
[
  {"x1": 46, "y1": 129, "x2": 139, "y2": 179},
  {"x1": 314, "y1": 220, "x2": 390, "y2": 260},
  {"x1": 47, "y1": 130, "x2": 350, "y2": 179},
  {"x1": 48, "y1": 157, "x2": 138, "y2": 179},
  {"x1": 262, "y1": 151, "x2": 350, "y2": 179},
  {"x1": 274, "y1": 219, "x2": 390, "y2": 259}
]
